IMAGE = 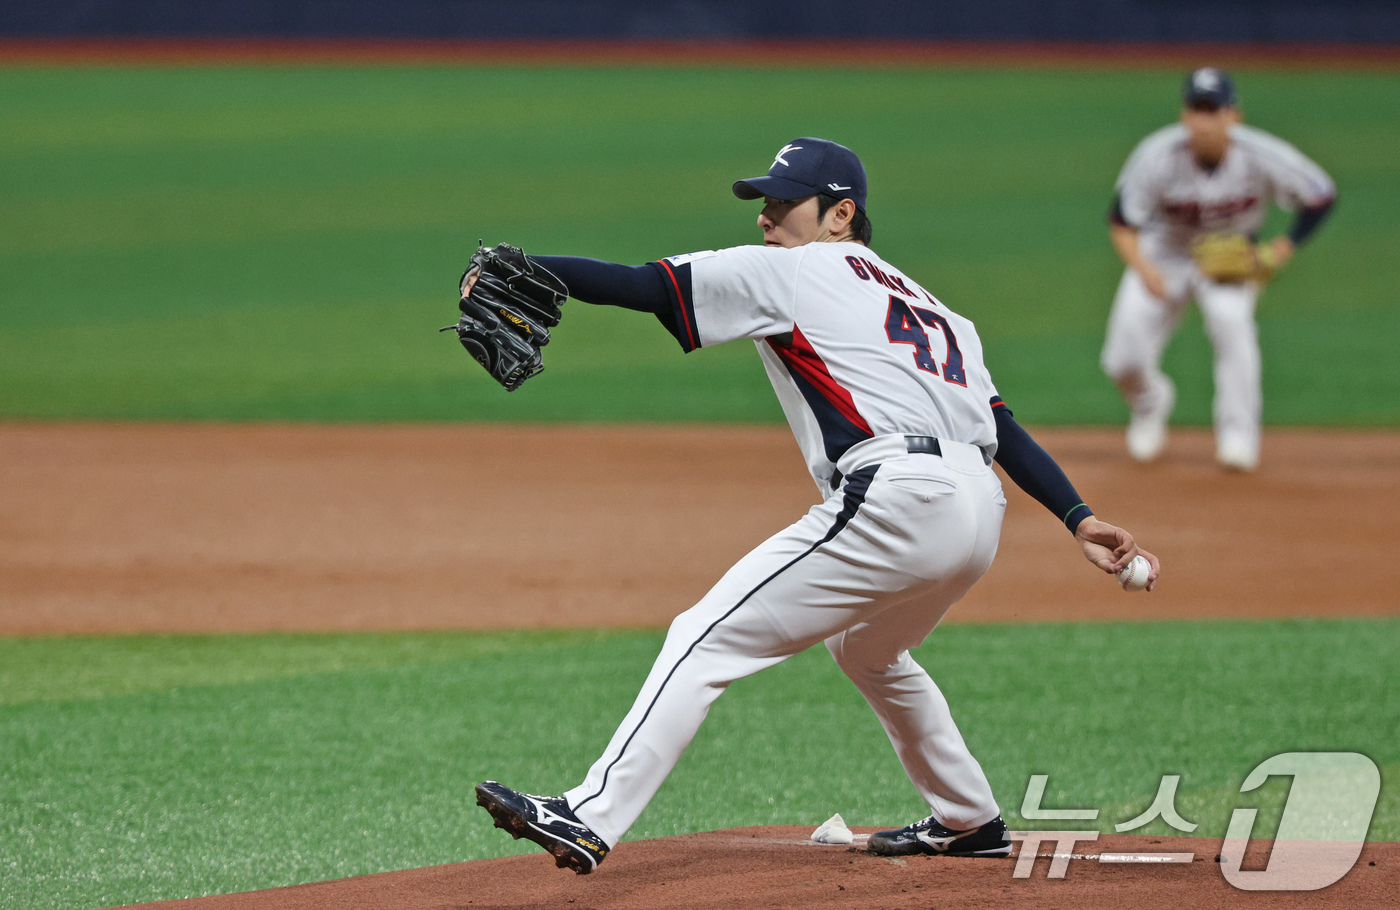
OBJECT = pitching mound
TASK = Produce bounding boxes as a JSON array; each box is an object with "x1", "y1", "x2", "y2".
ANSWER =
[{"x1": 116, "y1": 828, "x2": 1396, "y2": 909}]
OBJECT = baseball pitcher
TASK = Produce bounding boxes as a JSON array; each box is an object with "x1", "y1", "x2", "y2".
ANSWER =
[{"x1": 464, "y1": 138, "x2": 1161, "y2": 873}]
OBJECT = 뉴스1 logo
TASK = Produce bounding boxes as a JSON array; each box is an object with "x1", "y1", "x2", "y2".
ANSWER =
[{"x1": 1010, "y1": 752, "x2": 1380, "y2": 890}]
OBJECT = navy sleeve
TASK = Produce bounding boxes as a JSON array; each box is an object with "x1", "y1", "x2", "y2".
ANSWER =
[
  {"x1": 649, "y1": 257, "x2": 700, "y2": 352},
  {"x1": 991, "y1": 398, "x2": 1094, "y2": 533},
  {"x1": 527, "y1": 254, "x2": 697, "y2": 350},
  {"x1": 1287, "y1": 197, "x2": 1335, "y2": 246},
  {"x1": 529, "y1": 255, "x2": 668, "y2": 314}
]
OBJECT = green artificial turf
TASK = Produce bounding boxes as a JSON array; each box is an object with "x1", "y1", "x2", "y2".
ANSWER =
[
  {"x1": 1, "y1": 65, "x2": 1397, "y2": 424},
  {"x1": 1, "y1": 620, "x2": 1394, "y2": 909}
]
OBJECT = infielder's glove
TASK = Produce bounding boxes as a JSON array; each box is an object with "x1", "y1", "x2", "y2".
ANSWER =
[
  {"x1": 442, "y1": 242, "x2": 568, "y2": 391},
  {"x1": 1191, "y1": 232, "x2": 1278, "y2": 284}
]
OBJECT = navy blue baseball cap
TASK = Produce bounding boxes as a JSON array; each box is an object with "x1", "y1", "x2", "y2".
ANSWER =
[
  {"x1": 733, "y1": 137, "x2": 868, "y2": 213},
  {"x1": 1182, "y1": 67, "x2": 1237, "y2": 109}
]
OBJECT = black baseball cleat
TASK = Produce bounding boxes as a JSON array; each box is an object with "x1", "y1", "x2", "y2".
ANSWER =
[
  {"x1": 867, "y1": 813, "x2": 1012, "y2": 857},
  {"x1": 475, "y1": 781, "x2": 610, "y2": 874}
]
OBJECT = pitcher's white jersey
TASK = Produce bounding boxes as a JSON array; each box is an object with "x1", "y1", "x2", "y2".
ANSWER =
[
  {"x1": 655, "y1": 241, "x2": 1001, "y2": 494},
  {"x1": 1116, "y1": 123, "x2": 1335, "y2": 261}
]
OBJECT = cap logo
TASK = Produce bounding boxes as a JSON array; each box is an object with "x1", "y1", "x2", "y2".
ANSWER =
[
  {"x1": 773, "y1": 144, "x2": 802, "y2": 167},
  {"x1": 828, "y1": 183, "x2": 851, "y2": 191}
]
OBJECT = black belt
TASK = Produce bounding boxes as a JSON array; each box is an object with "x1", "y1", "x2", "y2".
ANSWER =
[
  {"x1": 903, "y1": 435, "x2": 943, "y2": 456},
  {"x1": 831, "y1": 436, "x2": 943, "y2": 488}
]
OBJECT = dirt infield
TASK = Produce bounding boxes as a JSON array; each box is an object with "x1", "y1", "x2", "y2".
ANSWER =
[
  {"x1": 5, "y1": 422, "x2": 1396, "y2": 909},
  {"x1": 117, "y1": 829, "x2": 1397, "y2": 910},
  {"x1": 2, "y1": 423, "x2": 1397, "y2": 636}
]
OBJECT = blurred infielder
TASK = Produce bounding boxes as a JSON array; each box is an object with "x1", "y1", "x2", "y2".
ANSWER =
[
  {"x1": 1103, "y1": 67, "x2": 1336, "y2": 470},
  {"x1": 464, "y1": 138, "x2": 1160, "y2": 873}
]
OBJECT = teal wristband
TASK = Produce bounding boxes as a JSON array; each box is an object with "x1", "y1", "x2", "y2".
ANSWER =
[{"x1": 1063, "y1": 503, "x2": 1093, "y2": 533}]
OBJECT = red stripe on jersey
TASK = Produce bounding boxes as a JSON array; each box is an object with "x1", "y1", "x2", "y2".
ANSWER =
[
  {"x1": 656, "y1": 259, "x2": 698, "y2": 351},
  {"x1": 767, "y1": 327, "x2": 874, "y2": 436}
]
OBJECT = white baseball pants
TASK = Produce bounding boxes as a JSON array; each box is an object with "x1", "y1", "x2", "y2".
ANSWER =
[
  {"x1": 564, "y1": 436, "x2": 1007, "y2": 848},
  {"x1": 1101, "y1": 265, "x2": 1262, "y2": 460}
]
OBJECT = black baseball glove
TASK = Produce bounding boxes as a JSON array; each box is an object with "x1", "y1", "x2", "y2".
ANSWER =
[{"x1": 441, "y1": 242, "x2": 568, "y2": 391}]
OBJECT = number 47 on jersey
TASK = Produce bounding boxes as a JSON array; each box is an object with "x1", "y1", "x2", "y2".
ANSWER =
[{"x1": 884, "y1": 295, "x2": 967, "y2": 386}]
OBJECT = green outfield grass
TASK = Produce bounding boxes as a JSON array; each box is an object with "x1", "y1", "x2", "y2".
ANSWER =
[
  {"x1": 1, "y1": 619, "x2": 1394, "y2": 909},
  {"x1": 1, "y1": 65, "x2": 1397, "y2": 424}
]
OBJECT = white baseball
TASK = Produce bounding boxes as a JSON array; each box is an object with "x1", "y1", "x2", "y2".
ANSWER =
[{"x1": 1116, "y1": 555, "x2": 1151, "y2": 592}]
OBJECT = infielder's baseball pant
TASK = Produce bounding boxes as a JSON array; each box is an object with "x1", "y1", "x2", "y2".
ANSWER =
[
  {"x1": 564, "y1": 446, "x2": 1006, "y2": 848},
  {"x1": 1101, "y1": 267, "x2": 1262, "y2": 458}
]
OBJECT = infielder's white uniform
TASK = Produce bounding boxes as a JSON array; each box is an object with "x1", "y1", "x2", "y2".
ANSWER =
[
  {"x1": 1102, "y1": 123, "x2": 1335, "y2": 465},
  {"x1": 564, "y1": 241, "x2": 1007, "y2": 848}
]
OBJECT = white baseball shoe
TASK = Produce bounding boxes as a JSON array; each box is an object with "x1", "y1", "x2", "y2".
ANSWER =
[
  {"x1": 1216, "y1": 438, "x2": 1259, "y2": 472},
  {"x1": 1126, "y1": 415, "x2": 1168, "y2": 462},
  {"x1": 1124, "y1": 376, "x2": 1175, "y2": 463}
]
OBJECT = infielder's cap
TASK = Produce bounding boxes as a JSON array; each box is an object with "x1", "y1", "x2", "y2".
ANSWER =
[
  {"x1": 733, "y1": 137, "x2": 867, "y2": 212},
  {"x1": 1182, "y1": 67, "x2": 1237, "y2": 109}
]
